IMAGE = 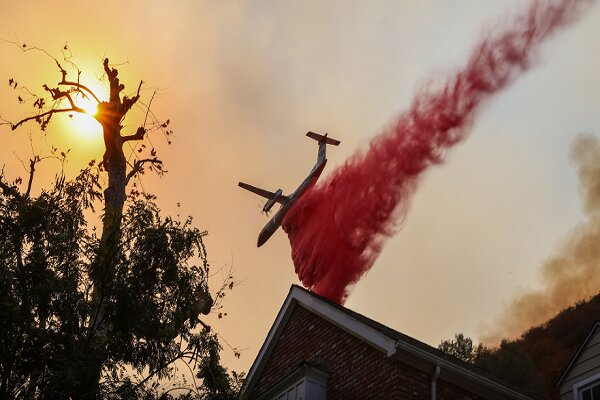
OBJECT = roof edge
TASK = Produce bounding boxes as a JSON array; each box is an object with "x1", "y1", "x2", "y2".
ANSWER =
[
  {"x1": 393, "y1": 340, "x2": 534, "y2": 400},
  {"x1": 556, "y1": 320, "x2": 600, "y2": 386},
  {"x1": 239, "y1": 285, "x2": 397, "y2": 398},
  {"x1": 239, "y1": 286, "x2": 299, "y2": 398},
  {"x1": 240, "y1": 285, "x2": 534, "y2": 400}
]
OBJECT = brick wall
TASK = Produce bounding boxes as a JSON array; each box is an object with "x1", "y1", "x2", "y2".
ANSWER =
[{"x1": 250, "y1": 305, "x2": 486, "y2": 400}]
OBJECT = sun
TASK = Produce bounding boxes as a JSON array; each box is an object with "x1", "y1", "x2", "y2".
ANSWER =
[
  {"x1": 69, "y1": 98, "x2": 101, "y2": 140},
  {"x1": 65, "y1": 83, "x2": 105, "y2": 141},
  {"x1": 78, "y1": 95, "x2": 99, "y2": 115},
  {"x1": 69, "y1": 113, "x2": 101, "y2": 140}
]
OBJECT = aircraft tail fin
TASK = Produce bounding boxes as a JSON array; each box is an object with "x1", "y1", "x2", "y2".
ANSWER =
[
  {"x1": 306, "y1": 131, "x2": 341, "y2": 146},
  {"x1": 307, "y1": 131, "x2": 340, "y2": 164}
]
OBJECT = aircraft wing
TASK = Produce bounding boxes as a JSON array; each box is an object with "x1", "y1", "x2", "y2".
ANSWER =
[
  {"x1": 307, "y1": 131, "x2": 340, "y2": 146},
  {"x1": 238, "y1": 182, "x2": 289, "y2": 203}
]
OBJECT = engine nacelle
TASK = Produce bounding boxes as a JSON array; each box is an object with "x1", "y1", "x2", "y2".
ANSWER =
[{"x1": 263, "y1": 188, "x2": 283, "y2": 213}]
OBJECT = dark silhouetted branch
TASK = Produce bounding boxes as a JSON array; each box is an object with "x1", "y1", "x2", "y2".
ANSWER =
[
  {"x1": 60, "y1": 81, "x2": 101, "y2": 104},
  {"x1": 103, "y1": 58, "x2": 124, "y2": 104},
  {"x1": 128, "y1": 351, "x2": 189, "y2": 394},
  {"x1": 11, "y1": 108, "x2": 79, "y2": 131},
  {"x1": 125, "y1": 158, "x2": 162, "y2": 185},
  {"x1": 0, "y1": 114, "x2": 12, "y2": 128},
  {"x1": 54, "y1": 59, "x2": 68, "y2": 83},
  {"x1": 2, "y1": 39, "x2": 60, "y2": 65},
  {"x1": 42, "y1": 84, "x2": 83, "y2": 112},
  {"x1": 143, "y1": 90, "x2": 156, "y2": 127},
  {"x1": 122, "y1": 80, "x2": 143, "y2": 114},
  {"x1": 121, "y1": 126, "x2": 146, "y2": 143},
  {"x1": 11, "y1": 82, "x2": 88, "y2": 130},
  {"x1": 0, "y1": 178, "x2": 15, "y2": 197},
  {"x1": 0, "y1": 166, "x2": 22, "y2": 200},
  {"x1": 25, "y1": 157, "x2": 37, "y2": 199}
]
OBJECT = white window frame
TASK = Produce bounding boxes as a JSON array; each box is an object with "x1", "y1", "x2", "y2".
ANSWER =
[
  {"x1": 573, "y1": 372, "x2": 600, "y2": 400},
  {"x1": 255, "y1": 363, "x2": 328, "y2": 400}
]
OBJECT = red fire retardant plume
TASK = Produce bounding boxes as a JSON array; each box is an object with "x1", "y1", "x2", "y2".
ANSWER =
[{"x1": 281, "y1": 0, "x2": 593, "y2": 304}]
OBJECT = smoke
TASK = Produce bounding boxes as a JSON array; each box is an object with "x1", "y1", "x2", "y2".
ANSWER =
[
  {"x1": 281, "y1": 0, "x2": 592, "y2": 304},
  {"x1": 483, "y1": 135, "x2": 600, "y2": 344}
]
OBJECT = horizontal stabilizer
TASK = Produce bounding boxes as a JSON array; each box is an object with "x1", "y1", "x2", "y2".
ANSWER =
[
  {"x1": 238, "y1": 182, "x2": 288, "y2": 204},
  {"x1": 307, "y1": 131, "x2": 340, "y2": 146}
]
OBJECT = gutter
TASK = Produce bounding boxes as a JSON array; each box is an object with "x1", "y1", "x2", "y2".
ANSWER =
[
  {"x1": 390, "y1": 340, "x2": 534, "y2": 400},
  {"x1": 431, "y1": 365, "x2": 441, "y2": 400}
]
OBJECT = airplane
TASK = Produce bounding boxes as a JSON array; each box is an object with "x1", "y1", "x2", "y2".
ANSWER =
[{"x1": 238, "y1": 131, "x2": 340, "y2": 247}]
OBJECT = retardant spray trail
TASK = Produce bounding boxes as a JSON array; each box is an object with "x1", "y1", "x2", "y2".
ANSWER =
[{"x1": 281, "y1": 0, "x2": 593, "y2": 304}]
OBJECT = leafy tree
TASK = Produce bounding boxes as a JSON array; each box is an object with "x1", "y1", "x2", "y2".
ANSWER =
[
  {"x1": 438, "y1": 333, "x2": 542, "y2": 396},
  {"x1": 474, "y1": 339, "x2": 542, "y2": 395},
  {"x1": 0, "y1": 45, "x2": 240, "y2": 399},
  {"x1": 437, "y1": 333, "x2": 479, "y2": 363},
  {"x1": 439, "y1": 294, "x2": 600, "y2": 399}
]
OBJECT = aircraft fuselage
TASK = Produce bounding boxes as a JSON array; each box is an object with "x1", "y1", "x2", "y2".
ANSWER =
[
  {"x1": 257, "y1": 159, "x2": 327, "y2": 247},
  {"x1": 239, "y1": 131, "x2": 340, "y2": 247}
]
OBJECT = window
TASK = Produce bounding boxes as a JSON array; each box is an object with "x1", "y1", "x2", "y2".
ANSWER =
[
  {"x1": 258, "y1": 362, "x2": 328, "y2": 400},
  {"x1": 271, "y1": 375, "x2": 326, "y2": 400},
  {"x1": 580, "y1": 383, "x2": 600, "y2": 400},
  {"x1": 272, "y1": 378, "x2": 304, "y2": 400},
  {"x1": 574, "y1": 373, "x2": 600, "y2": 400}
]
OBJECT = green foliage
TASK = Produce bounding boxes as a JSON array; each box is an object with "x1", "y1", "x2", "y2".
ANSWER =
[
  {"x1": 438, "y1": 333, "x2": 543, "y2": 395},
  {"x1": 475, "y1": 340, "x2": 543, "y2": 395},
  {"x1": 437, "y1": 333, "x2": 478, "y2": 363},
  {"x1": 0, "y1": 167, "x2": 239, "y2": 399}
]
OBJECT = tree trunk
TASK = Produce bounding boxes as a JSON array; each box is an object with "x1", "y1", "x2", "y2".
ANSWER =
[{"x1": 78, "y1": 97, "x2": 129, "y2": 399}]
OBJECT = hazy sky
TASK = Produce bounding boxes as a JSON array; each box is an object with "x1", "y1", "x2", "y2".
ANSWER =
[{"x1": 1, "y1": 1, "x2": 600, "y2": 373}]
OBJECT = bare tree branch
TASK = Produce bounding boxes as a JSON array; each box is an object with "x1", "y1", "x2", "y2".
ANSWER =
[
  {"x1": 25, "y1": 157, "x2": 38, "y2": 198},
  {"x1": 121, "y1": 80, "x2": 143, "y2": 114},
  {"x1": 143, "y1": 90, "x2": 156, "y2": 127},
  {"x1": 103, "y1": 58, "x2": 124, "y2": 104},
  {"x1": 6, "y1": 41, "x2": 101, "y2": 106},
  {"x1": 10, "y1": 79, "x2": 93, "y2": 131},
  {"x1": 0, "y1": 114, "x2": 12, "y2": 128},
  {"x1": 55, "y1": 58, "x2": 101, "y2": 104},
  {"x1": 2, "y1": 39, "x2": 61, "y2": 66},
  {"x1": 11, "y1": 108, "x2": 79, "y2": 131},
  {"x1": 125, "y1": 158, "x2": 162, "y2": 185},
  {"x1": 121, "y1": 126, "x2": 146, "y2": 143},
  {"x1": 53, "y1": 59, "x2": 68, "y2": 83},
  {"x1": 60, "y1": 81, "x2": 102, "y2": 104},
  {"x1": 42, "y1": 84, "x2": 84, "y2": 112}
]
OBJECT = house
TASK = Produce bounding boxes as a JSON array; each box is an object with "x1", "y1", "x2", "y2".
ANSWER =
[
  {"x1": 557, "y1": 321, "x2": 600, "y2": 400},
  {"x1": 240, "y1": 285, "x2": 534, "y2": 400}
]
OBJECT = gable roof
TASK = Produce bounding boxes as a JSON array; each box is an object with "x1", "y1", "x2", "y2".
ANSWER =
[
  {"x1": 557, "y1": 321, "x2": 600, "y2": 386},
  {"x1": 240, "y1": 285, "x2": 534, "y2": 400}
]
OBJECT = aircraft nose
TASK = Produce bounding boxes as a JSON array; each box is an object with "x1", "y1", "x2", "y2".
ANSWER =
[{"x1": 257, "y1": 231, "x2": 267, "y2": 247}]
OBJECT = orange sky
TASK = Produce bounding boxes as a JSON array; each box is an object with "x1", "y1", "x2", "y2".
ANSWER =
[{"x1": 1, "y1": 1, "x2": 600, "y2": 375}]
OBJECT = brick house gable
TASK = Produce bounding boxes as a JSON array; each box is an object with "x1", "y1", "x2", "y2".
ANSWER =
[
  {"x1": 251, "y1": 305, "x2": 403, "y2": 399},
  {"x1": 240, "y1": 285, "x2": 534, "y2": 400}
]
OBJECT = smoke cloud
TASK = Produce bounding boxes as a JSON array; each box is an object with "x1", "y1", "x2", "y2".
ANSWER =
[
  {"x1": 281, "y1": 0, "x2": 592, "y2": 304},
  {"x1": 483, "y1": 134, "x2": 600, "y2": 344}
]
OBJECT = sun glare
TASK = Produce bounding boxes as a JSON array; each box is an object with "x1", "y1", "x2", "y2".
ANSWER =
[
  {"x1": 62, "y1": 80, "x2": 108, "y2": 142},
  {"x1": 78, "y1": 96, "x2": 98, "y2": 116},
  {"x1": 70, "y1": 113, "x2": 102, "y2": 140}
]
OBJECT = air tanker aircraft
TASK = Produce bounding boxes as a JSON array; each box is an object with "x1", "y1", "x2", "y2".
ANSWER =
[{"x1": 239, "y1": 131, "x2": 340, "y2": 247}]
